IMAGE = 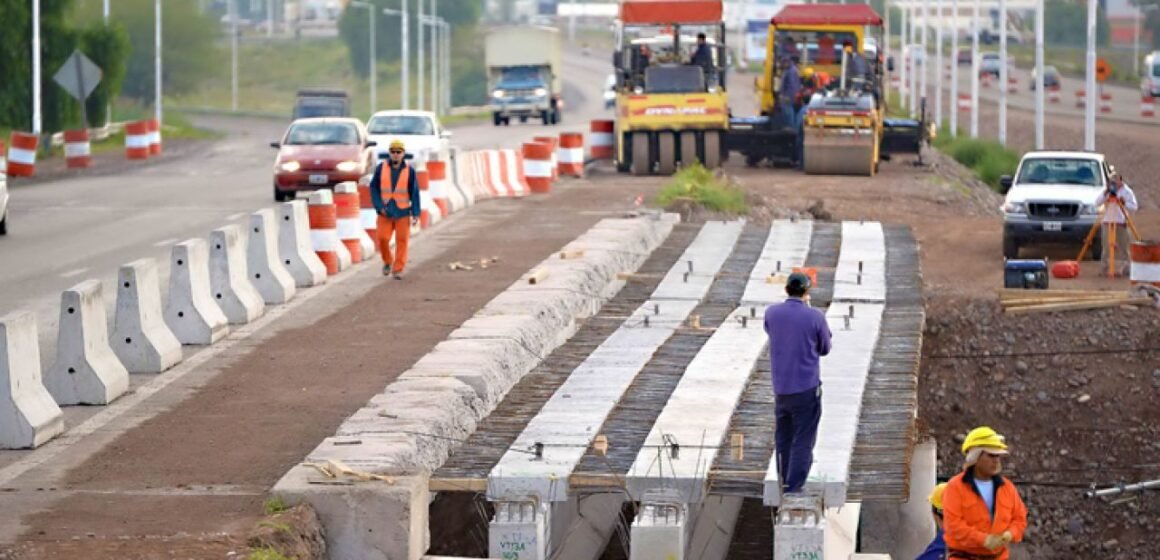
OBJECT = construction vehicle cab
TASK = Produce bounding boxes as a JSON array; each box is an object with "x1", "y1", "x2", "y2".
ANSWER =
[
  {"x1": 725, "y1": 4, "x2": 927, "y2": 174},
  {"x1": 612, "y1": 0, "x2": 730, "y2": 175}
]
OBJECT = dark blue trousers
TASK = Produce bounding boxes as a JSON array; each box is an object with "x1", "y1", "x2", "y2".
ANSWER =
[{"x1": 775, "y1": 385, "x2": 822, "y2": 494}]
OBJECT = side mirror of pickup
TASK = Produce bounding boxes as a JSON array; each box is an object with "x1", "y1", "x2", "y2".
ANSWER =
[
  {"x1": 999, "y1": 175, "x2": 1013, "y2": 193},
  {"x1": 365, "y1": 140, "x2": 378, "y2": 148}
]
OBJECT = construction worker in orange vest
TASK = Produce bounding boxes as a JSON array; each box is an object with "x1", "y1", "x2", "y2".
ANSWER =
[
  {"x1": 942, "y1": 427, "x2": 1028, "y2": 560},
  {"x1": 369, "y1": 139, "x2": 421, "y2": 279}
]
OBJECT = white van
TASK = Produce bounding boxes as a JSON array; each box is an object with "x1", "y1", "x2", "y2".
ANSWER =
[{"x1": 1143, "y1": 51, "x2": 1160, "y2": 98}]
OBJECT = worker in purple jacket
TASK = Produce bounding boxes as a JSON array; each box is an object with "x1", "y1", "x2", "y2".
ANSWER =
[{"x1": 764, "y1": 272, "x2": 832, "y2": 495}]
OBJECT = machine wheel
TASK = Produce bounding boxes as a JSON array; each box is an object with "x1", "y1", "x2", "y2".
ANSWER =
[
  {"x1": 630, "y1": 133, "x2": 651, "y2": 176},
  {"x1": 541, "y1": 110, "x2": 551, "y2": 124},
  {"x1": 493, "y1": 113, "x2": 502, "y2": 126},
  {"x1": 0, "y1": 209, "x2": 7, "y2": 236},
  {"x1": 745, "y1": 153, "x2": 763, "y2": 167},
  {"x1": 657, "y1": 133, "x2": 677, "y2": 175},
  {"x1": 703, "y1": 131, "x2": 721, "y2": 169},
  {"x1": 519, "y1": 116, "x2": 528, "y2": 123},
  {"x1": 679, "y1": 131, "x2": 698, "y2": 167},
  {"x1": 1002, "y1": 232, "x2": 1019, "y2": 259},
  {"x1": 553, "y1": 109, "x2": 562, "y2": 124}
]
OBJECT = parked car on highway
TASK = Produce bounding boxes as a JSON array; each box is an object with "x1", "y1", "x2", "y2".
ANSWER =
[
  {"x1": 365, "y1": 110, "x2": 451, "y2": 161},
  {"x1": 979, "y1": 52, "x2": 1003, "y2": 78},
  {"x1": 270, "y1": 118, "x2": 376, "y2": 202},
  {"x1": 957, "y1": 48, "x2": 972, "y2": 66},
  {"x1": 292, "y1": 88, "x2": 350, "y2": 120},
  {"x1": 0, "y1": 158, "x2": 8, "y2": 235},
  {"x1": 1142, "y1": 51, "x2": 1160, "y2": 98},
  {"x1": 1029, "y1": 65, "x2": 1061, "y2": 90},
  {"x1": 999, "y1": 151, "x2": 1111, "y2": 259}
]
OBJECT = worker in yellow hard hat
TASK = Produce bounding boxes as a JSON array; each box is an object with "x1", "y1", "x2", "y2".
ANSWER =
[
  {"x1": 916, "y1": 482, "x2": 948, "y2": 560},
  {"x1": 942, "y1": 427, "x2": 1028, "y2": 560},
  {"x1": 369, "y1": 138, "x2": 421, "y2": 279}
]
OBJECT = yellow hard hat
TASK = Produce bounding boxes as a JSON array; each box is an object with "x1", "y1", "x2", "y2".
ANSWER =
[
  {"x1": 801, "y1": 67, "x2": 815, "y2": 79},
  {"x1": 961, "y1": 426, "x2": 1008, "y2": 454},
  {"x1": 929, "y1": 482, "x2": 948, "y2": 511},
  {"x1": 389, "y1": 139, "x2": 406, "y2": 152}
]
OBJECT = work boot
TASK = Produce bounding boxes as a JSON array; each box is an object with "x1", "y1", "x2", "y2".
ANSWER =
[
  {"x1": 393, "y1": 271, "x2": 404, "y2": 280},
  {"x1": 382, "y1": 265, "x2": 391, "y2": 276}
]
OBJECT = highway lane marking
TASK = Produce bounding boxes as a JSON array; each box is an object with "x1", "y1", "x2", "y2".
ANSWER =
[
  {"x1": 152, "y1": 238, "x2": 179, "y2": 247},
  {"x1": 226, "y1": 212, "x2": 246, "y2": 221},
  {"x1": 59, "y1": 267, "x2": 89, "y2": 279}
]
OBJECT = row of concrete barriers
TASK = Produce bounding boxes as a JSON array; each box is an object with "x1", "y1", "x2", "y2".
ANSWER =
[
  {"x1": 3, "y1": 122, "x2": 163, "y2": 176},
  {"x1": 0, "y1": 127, "x2": 606, "y2": 450}
]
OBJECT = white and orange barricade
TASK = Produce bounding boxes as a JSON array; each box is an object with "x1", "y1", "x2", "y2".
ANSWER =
[
  {"x1": 0, "y1": 139, "x2": 6, "y2": 175},
  {"x1": 1006, "y1": 75, "x2": 1018, "y2": 93},
  {"x1": 496, "y1": 149, "x2": 527, "y2": 196},
  {"x1": 956, "y1": 93, "x2": 970, "y2": 112},
  {"x1": 522, "y1": 141, "x2": 554, "y2": 193},
  {"x1": 307, "y1": 189, "x2": 341, "y2": 275},
  {"x1": 590, "y1": 120, "x2": 614, "y2": 160},
  {"x1": 1075, "y1": 89, "x2": 1086, "y2": 109},
  {"x1": 1099, "y1": 91, "x2": 1113, "y2": 114},
  {"x1": 1130, "y1": 241, "x2": 1160, "y2": 287},
  {"x1": 557, "y1": 132, "x2": 584, "y2": 177},
  {"x1": 125, "y1": 121, "x2": 151, "y2": 160},
  {"x1": 428, "y1": 159, "x2": 451, "y2": 217},
  {"x1": 533, "y1": 136, "x2": 559, "y2": 180},
  {"x1": 333, "y1": 182, "x2": 363, "y2": 264},
  {"x1": 63, "y1": 129, "x2": 92, "y2": 169},
  {"x1": 1141, "y1": 95, "x2": 1155, "y2": 118},
  {"x1": 147, "y1": 118, "x2": 162, "y2": 155},
  {"x1": 981, "y1": 74, "x2": 994, "y2": 88},
  {"x1": 357, "y1": 175, "x2": 378, "y2": 242},
  {"x1": 7, "y1": 132, "x2": 39, "y2": 177},
  {"x1": 1048, "y1": 85, "x2": 1061, "y2": 104}
]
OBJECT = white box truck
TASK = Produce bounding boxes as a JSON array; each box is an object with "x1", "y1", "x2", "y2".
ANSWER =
[{"x1": 486, "y1": 26, "x2": 563, "y2": 126}]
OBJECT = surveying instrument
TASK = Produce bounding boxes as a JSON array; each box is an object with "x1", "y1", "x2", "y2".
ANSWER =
[{"x1": 1075, "y1": 175, "x2": 1140, "y2": 277}]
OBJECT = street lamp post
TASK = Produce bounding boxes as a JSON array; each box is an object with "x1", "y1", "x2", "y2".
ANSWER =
[
  {"x1": 998, "y1": 0, "x2": 1008, "y2": 145},
  {"x1": 420, "y1": 14, "x2": 445, "y2": 114},
  {"x1": 382, "y1": 4, "x2": 410, "y2": 110},
  {"x1": 1084, "y1": 0, "x2": 1097, "y2": 151},
  {"x1": 970, "y1": 0, "x2": 979, "y2": 137},
  {"x1": 417, "y1": 0, "x2": 424, "y2": 111},
  {"x1": 950, "y1": 0, "x2": 959, "y2": 137},
  {"x1": 155, "y1": 0, "x2": 162, "y2": 124},
  {"x1": 33, "y1": 0, "x2": 42, "y2": 135},
  {"x1": 230, "y1": 0, "x2": 238, "y2": 111},
  {"x1": 1035, "y1": 0, "x2": 1044, "y2": 149},
  {"x1": 351, "y1": 1, "x2": 377, "y2": 115},
  {"x1": 935, "y1": 0, "x2": 943, "y2": 130}
]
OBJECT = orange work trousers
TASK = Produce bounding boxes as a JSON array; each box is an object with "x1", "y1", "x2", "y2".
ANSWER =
[{"x1": 376, "y1": 215, "x2": 412, "y2": 273}]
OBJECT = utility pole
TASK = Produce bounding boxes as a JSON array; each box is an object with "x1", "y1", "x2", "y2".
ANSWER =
[
  {"x1": 431, "y1": 0, "x2": 439, "y2": 113},
  {"x1": 910, "y1": 6, "x2": 918, "y2": 114},
  {"x1": 569, "y1": 0, "x2": 577, "y2": 41},
  {"x1": 351, "y1": 2, "x2": 377, "y2": 115},
  {"x1": 230, "y1": 0, "x2": 239, "y2": 112},
  {"x1": 444, "y1": 21, "x2": 452, "y2": 112},
  {"x1": 921, "y1": 0, "x2": 928, "y2": 113},
  {"x1": 1084, "y1": 0, "x2": 1097, "y2": 150},
  {"x1": 156, "y1": 0, "x2": 163, "y2": 124},
  {"x1": 418, "y1": 0, "x2": 425, "y2": 111},
  {"x1": 935, "y1": 0, "x2": 943, "y2": 130},
  {"x1": 383, "y1": 3, "x2": 410, "y2": 110},
  {"x1": 970, "y1": 0, "x2": 980, "y2": 138},
  {"x1": 900, "y1": 2, "x2": 908, "y2": 112},
  {"x1": 1035, "y1": 0, "x2": 1044, "y2": 149},
  {"x1": 267, "y1": 0, "x2": 274, "y2": 37},
  {"x1": 104, "y1": 0, "x2": 110, "y2": 20},
  {"x1": 950, "y1": 0, "x2": 959, "y2": 136},
  {"x1": 33, "y1": 0, "x2": 42, "y2": 135},
  {"x1": 998, "y1": 0, "x2": 1008, "y2": 145}
]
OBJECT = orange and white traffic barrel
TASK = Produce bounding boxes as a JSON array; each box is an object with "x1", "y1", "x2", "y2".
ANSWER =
[
  {"x1": 307, "y1": 189, "x2": 340, "y2": 275},
  {"x1": 428, "y1": 159, "x2": 450, "y2": 217},
  {"x1": 333, "y1": 182, "x2": 363, "y2": 264},
  {"x1": 357, "y1": 175, "x2": 378, "y2": 241},
  {"x1": 1075, "y1": 89, "x2": 1086, "y2": 108},
  {"x1": 1130, "y1": 241, "x2": 1160, "y2": 287},
  {"x1": 590, "y1": 120, "x2": 614, "y2": 160},
  {"x1": 557, "y1": 133, "x2": 584, "y2": 178},
  {"x1": 7, "y1": 132, "x2": 39, "y2": 177},
  {"x1": 147, "y1": 118, "x2": 162, "y2": 155},
  {"x1": 522, "y1": 141, "x2": 554, "y2": 194},
  {"x1": 1141, "y1": 95, "x2": 1155, "y2": 118},
  {"x1": 125, "y1": 121, "x2": 150, "y2": 160},
  {"x1": 1099, "y1": 92, "x2": 1113, "y2": 114},
  {"x1": 416, "y1": 158, "x2": 433, "y2": 229},
  {"x1": 956, "y1": 93, "x2": 970, "y2": 112},
  {"x1": 1048, "y1": 85, "x2": 1061, "y2": 104},
  {"x1": 1006, "y1": 75, "x2": 1018, "y2": 93},
  {"x1": 534, "y1": 136, "x2": 559, "y2": 180},
  {"x1": 0, "y1": 139, "x2": 6, "y2": 175},
  {"x1": 63, "y1": 129, "x2": 92, "y2": 169},
  {"x1": 981, "y1": 74, "x2": 994, "y2": 88}
]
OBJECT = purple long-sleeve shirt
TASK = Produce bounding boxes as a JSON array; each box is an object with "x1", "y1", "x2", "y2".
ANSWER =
[{"x1": 764, "y1": 298, "x2": 832, "y2": 395}]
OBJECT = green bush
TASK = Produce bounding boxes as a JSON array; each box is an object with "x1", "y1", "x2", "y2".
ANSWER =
[
  {"x1": 934, "y1": 133, "x2": 1020, "y2": 191},
  {"x1": 656, "y1": 164, "x2": 749, "y2": 214}
]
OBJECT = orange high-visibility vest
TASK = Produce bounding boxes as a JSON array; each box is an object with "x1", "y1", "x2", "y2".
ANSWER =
[{"x1": 378, "y1": 164, "x2": 412, "y2": 210}]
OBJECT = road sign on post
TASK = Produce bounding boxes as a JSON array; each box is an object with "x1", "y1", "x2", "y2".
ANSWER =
[
  {"x1": 53, "y1": 50, "x2": 104, "y2": 128},
  {"x1": 1095, "y1": 57, "x2": 1111, "y2": 83}
]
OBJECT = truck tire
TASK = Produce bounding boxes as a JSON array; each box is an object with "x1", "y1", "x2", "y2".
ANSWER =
[
  {"x1": 493, "y1": 113, "x2": 502, "y2": 126},
  {"x1": 679, "y1": 131, "x2": 698, "y2": 167},
  {"x1": 553, "y1": 109, "x2": 562, "y2": 124},
  {"x1": 274, "y1": 185, "x2": 290, "y2": 202},
  {"x1": 703, "y1": 131, "x2": 722, "y2": 169},
  {"x1": 657, "y1": 133, "x2": 676, "y2": 175},
  {"x1": 630, "y1": 133, "x2": 651, "y2": 176},
  {"x1": 541, "y1": 110, "x2": 551, "y2": 124},
  {"x1": 1002, "y1": 231, "x2": 1019, "y2": 259},
  {"x1": 0, "y1": 209, "x2": 7, "y2": 236},
  {"x1": 519, "y1": 116, "x2": 528, "y2": 123}
]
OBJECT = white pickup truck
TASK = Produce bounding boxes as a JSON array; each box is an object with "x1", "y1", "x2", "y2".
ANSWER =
[{"x1": 1000, "y1": 150, "x2": 1112, "y2": 259}]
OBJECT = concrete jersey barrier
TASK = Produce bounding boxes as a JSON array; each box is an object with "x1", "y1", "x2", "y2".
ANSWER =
[
  {"x1": 45, "y1": 279, "x2": 131, "y2": 406},
  {"x1": 0, "y1": 312, "x2": 65, "y2": 449},
  {"x1": 112, "y1": 258, "x2": 184, "y2": 374}
]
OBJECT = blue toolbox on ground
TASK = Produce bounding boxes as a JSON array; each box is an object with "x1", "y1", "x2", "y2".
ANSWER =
[{"x1": 1004, "y1": 259, "x2": 1049, "y2": 289}]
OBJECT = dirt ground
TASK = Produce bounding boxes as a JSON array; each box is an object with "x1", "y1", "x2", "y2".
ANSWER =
[{"x1": 0, "y1": 176, "x2": 667, "y2": 559}]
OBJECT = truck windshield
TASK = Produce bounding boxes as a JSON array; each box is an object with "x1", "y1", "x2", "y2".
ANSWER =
[
  {"x1": 645, "y1": 66, "x2": 705, "y2": 93},
  {"x1": 1016, "y1": 158, "x2": 1104, "y2": 187},
  {"x1": 499, "y1": 67, "x2": 544, "y2": 88},
  {"x1": 774, "y1": 30, "x2": 859, "y2": 66},
  {"x1": 284, "y1": 122, "x2": 360, "y2": 145},
  {"x1": 367, "y1": 115, "x2": 434, "y2": 136},
  {"x1": 1153, "y1": 61, "x2": 1160, "y2": 77}
]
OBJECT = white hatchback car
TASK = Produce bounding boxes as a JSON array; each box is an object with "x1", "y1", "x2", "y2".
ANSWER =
[
  {"x1": 365, "y1": 110, "x2": 451, "y2": 161},
  {"x1": 0, "y1": 158, "x2": 8, "y2": 235}
]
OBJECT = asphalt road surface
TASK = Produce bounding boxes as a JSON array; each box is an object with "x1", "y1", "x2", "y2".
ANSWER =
[{"x1": 0, "y1": 48, "x2": 614, "y2": 359}]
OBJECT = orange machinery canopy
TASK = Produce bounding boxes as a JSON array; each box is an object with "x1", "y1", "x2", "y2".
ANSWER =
[
  {"x1": 619, "y1": 0, "x2": 724, "y2": 25},
  {"x1": 771, "y1": 4, "x2": 883, "y2": 26}
]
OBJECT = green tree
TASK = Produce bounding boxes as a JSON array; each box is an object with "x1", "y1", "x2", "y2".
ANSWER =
[
  {"x1": 81, "y1": 23, "x2": 130, "y2": 127},
  {"x1": 1046, "y1": 0, "x2": 1110, "y2": 46},
  {"x1": 71, "y1": 0, "x2": 222, "y2": 103},
  {"x1": 338, "y1": 0, "x2": 481, "y2": 78}
]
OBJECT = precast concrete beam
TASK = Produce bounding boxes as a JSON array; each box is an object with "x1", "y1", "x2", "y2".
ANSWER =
[
  {"x1": 629, "y1": 495, "x2": 688, "y2": 560},
  {"x1": 685, "y1": 495, "x2": 744, "y2": 560},
  {"x1": 490, "y1": 499, "x2": 550, "y2": 560},
  {"x1": 741, "y1": 220, "x2": 815, "y2": 305},
  {"x1": 404, "y1": 336, "x2": 542, "y2": 411}
]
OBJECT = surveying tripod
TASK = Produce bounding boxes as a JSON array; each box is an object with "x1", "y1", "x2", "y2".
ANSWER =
[{"x1": 1076, "y1": 192, "x2": 1141, "y2": 277}]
